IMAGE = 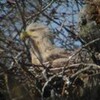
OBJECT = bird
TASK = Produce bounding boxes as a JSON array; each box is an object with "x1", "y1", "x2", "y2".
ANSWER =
[
  {"x1": 79, "y1": 0, "x2": 100, "y2": 53},
  {"x1": 20, "y1": 23, "x2": 71, "y2": 67},
  {"x1": 79, "y1": 0, "x2": 100, "y2": 25}
]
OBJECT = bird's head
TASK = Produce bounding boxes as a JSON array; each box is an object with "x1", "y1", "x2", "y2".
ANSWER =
[{"x1": 20, "y1": 23, "x2": 54, "y2": 41}]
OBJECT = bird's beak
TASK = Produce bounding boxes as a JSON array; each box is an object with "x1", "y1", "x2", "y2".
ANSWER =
[{"x1": 20, "y1": 31, "x2": 28, "y2": 40}]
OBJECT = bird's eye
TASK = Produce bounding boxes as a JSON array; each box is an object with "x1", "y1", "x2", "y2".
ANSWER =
[{"x1": 30, "y1": 29, "x2": 35, "y2": 31}]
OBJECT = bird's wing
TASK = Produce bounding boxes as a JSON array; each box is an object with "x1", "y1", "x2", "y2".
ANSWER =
[
  {"x1": 45, "y1": 48, "x2": 71, "y2": 61},
  {"x1": 51, "y1": 58, "x2": 69, "y2": 67}
]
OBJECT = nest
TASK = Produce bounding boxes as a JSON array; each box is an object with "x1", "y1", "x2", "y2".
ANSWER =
[{"x1": 0, "y1": 48, "x2": 100, "y2": 100}]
